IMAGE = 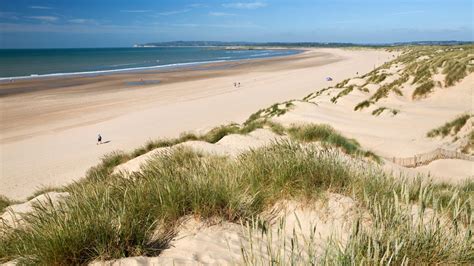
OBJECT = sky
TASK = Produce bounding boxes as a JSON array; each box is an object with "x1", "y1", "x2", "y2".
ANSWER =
[{"x1": 0, "y1": 0, "x2": 472, "y2": 48}]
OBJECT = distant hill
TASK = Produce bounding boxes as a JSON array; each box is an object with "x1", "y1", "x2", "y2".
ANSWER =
[{"x1": 134, "y1": 40, "x2": 473, "y2": 48}]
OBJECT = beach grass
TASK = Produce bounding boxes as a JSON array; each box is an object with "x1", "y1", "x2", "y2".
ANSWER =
[
  {"x1": 367, "y1": 72, "x2": 387, "y2": 84},
  {"x1": 461, "y1": 131, "x2": 474, "y2": 154},
  {"x1": 331, "y1": 86, "x2": 354, "y2": 103},
  {"x1": 242, "y1": 180, "x2": 474, "y2": 265},
  {"x1": 0, "y1": 121, "x2": 474, "y2": 264},
  {"x1": 354, "y1": 100, "x2": 373, "y2": 111},
  {"x1": 286, "y1": 124, "x2": 376, "y2": 160},
  {"x1": 316, "y1": 45, "x2": 474, "y2": 109},
  {"x1": 371, "y1": 107, "x2": 399, "y2": 116},
  {"x1": 443, "y1": 59, "x2": 470, "y2": 87},
  {"x1": 0, "y1": 195, "x2": 13, "y2": 213},
  {"x1": 25, "y1": 186, "x2": 68, "y2": 201},
  {"x1": 1, "y1": 141, "x2": 471, "y2": 264},
  {"x1": 427, "y1": 114, "x2": 472, "y2": 138},
  {"x1": 412, "y1": 80, "x2": 435, "y2": 99},
  {"x1": 0, "y1": 142, "x2": 354, "y2": 264}
]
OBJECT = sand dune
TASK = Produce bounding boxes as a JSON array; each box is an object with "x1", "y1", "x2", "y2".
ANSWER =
[
  {"x1": 1, "y1": 48, "x2": 396, "y2": 200},
  {"x1": 1, "y1": 46, "x2": 472, "y2": 264},
  {"x1": 90, "y1": 193, "x2": 361, "y2": 266}
]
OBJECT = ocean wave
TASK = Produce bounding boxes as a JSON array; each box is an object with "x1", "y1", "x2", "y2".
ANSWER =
[
  {"x1": 249, "y1": 53, "x2": 271, "y2": 57},
  {"x1": 0, "y1": 49, "x2": 301, "y2": 81},
  {"x1": 0, "y1": 60, "x2": 227, "y2": 81}
]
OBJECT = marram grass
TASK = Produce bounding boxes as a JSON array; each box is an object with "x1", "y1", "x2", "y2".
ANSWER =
[
  {"x1": 1, "y1": 140, "x2": 472, "y2": 264},
  {"x1": 427, "y1": 113, "x2": 472, "y2": 138}
]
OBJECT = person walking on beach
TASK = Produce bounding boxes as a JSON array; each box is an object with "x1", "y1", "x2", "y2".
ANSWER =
[{"x1": 97, "y1": 134, "x2": 102, "y2": 145}]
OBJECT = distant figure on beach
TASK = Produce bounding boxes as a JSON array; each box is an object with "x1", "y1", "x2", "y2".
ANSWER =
[
  {"x1": 325, "y1": 77, "x2": 333, "y2": 81},
  {"x1": 233, "y1": 82, "x2": 237, "y2": 87},
  {"x1": 238, "y1": 82, "x2": 241, "y2": 87},
  {"x1": 97, "y1": 134, "x2": 102, "y2": 145}
]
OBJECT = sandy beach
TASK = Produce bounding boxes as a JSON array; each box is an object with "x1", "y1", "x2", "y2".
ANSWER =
[
  {"x1": 0, "y1": 48, "x2": 395, "y2": 200},
  {"x1": 2, "y1": 0, "x2": 472, "y2": 263}
]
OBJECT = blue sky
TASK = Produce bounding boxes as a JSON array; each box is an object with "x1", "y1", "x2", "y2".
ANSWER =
[{"x1": 0, "y1": 0, "x2": 472, "y2": 48}]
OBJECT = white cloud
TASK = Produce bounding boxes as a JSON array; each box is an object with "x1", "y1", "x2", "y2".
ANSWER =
[
  {"x1": 222, "y1": 2, "x2": 267, "y2": 9},
  {"x1": 157, "y1": 9, "x2": 191, "y2": 16},
  {"x1": 120, "y1": 10, "x2": 152, "y2": 13},
  {"x1": 0, "y1": 22, "x2": 169, "y2": 34},
  {"x1": 29, "y1": 5, "x2": 53, "y2": 10},
  {"x1": 26, "y1": 16, "x2": 58, "y2": 22},
  {"x1": 209, "y1": 12, "x2": 236, "y2": 16},
  {"x1": 68, "y1": 18, "x2": 96, "y2": 24}
]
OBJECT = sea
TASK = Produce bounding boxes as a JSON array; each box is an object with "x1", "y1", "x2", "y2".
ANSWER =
[{"x1": 0, "y1": 47, "x2": 300, "y2": 80}]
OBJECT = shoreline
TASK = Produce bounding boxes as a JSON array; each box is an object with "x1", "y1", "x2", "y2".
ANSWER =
[
  {"x1": 0, "y1": 48, "x2": 303, "y2": 82},
  {"x1": 0, "y1": 48, "x2": 395, "y2": 200},
  {"x1": 0, "y1": 49, "x2": 308, "y2": 97}
]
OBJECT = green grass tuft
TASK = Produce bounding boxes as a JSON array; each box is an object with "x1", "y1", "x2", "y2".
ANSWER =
[
  {"x1": 444, "y1": 60, "x2": 468, "y2": 87},
  {"x1": 427, "y1": 114, "x2": 472, "y2": 138},
  {"x1": 371, "y1": 107, "x2": 400, "y2": 117},
  {"x1": 354, "y1": 100, "x2": 373, "y2": 111},
  {"x1": 331, "y1": 86, "x2": 354, "y2": 103},
  {"x1": 26, "y1": 186, "x2": 67, "y2": 201},
  {"x1": 2, "y1": 140, "x2": 471, "y2": 264},
  {"x1": 412, "y1": 80, "x2": 435, "y2": 99},
  {"x1": 0, "y1": 195, "x2": 13, "y2": 213},
  {"x1": 461, "y1": 130, "x2": 474, "y2": 154},
  {"x1": 286, "y1": 124, "x2": 378, "y2": 160}
]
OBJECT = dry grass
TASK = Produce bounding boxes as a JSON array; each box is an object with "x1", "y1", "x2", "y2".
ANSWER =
[
  {"x1": 0, "y1": 195, "x2": 14, "y2": 213},
  {"x1": 427, "y1": 114, "x2": 472, "y2": 138},
  {"x1": 412, "y1": 80, "x2": 435, "y2": 99}
]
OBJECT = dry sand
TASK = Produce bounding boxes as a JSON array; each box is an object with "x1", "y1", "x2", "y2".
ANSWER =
[
  {"x1": 1, "y1": 48, "x2": 396, "y2": 200},
  {"x1": 273, "y1": 71, "x2": 473, "y2": 183}
]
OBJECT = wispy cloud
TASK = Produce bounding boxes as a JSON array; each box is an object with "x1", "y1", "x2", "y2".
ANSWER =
[
  {"x1": 25, "y1": 16, "x2": 58, "y2": 22},
  {"x1": 29, "y1": 5, "x2": 53, "y2": 10},
  {"x1": 0, "y1": 11, "x2": 19, "y2": 20},
  {"x1": 157, "y1": 9, "x2": 191, "y2": 16},
  {"x1": 169, "y1": 22, "x2": 263, "y2": 29},
  {"x1": 333, "y1": 19, "x2": 364, "y2": 25},
  {"x1": 390, "y1": 10, "x2": 425, "y2": 16},
  {"x1": 120, "y1": 10, "x2": 152, "y2": 13},
  {"x1": 0, "y1": 22, "x2": 169, "y2": 34},
  {"x1": 187, "y1": 3, "x2": 207, "y2": 8},
  {"x1": 68, "y1": 18, "x2": 96, "y2": 24},
  {"x1": 209, "y1": 12, "x2": 236, "y2": 16},
  {"x1": 223, "y1": 1, "x2": 267, "y2": 9}
]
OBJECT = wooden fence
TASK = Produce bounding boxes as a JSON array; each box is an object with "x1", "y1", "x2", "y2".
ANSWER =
[{"x1": 388, "y1": 148, "x2": 474, "y2": 168}]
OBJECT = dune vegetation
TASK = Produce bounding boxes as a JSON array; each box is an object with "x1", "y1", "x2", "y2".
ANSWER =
[
  {"x1": 461, "y1": 131, "x2": 474, "y2": 154},
  {"x1": 427, "y1": 113, "x2": 472, "y2": 138},
  {"x1": 1, "y1": 137, "x2": 472, "y2": 264},
  {"x1": 0, "y1": 196, "x2": 13, "y2": 213},
  {"x1": 371, "y1": 106, "x2": 399, "y2": 116},
  {"x1": 352, "y1": 44, "x2": 474, "y2": 106},
  {"x1": 303, "y1": 45, "x2": 473, "y2": 116}
]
